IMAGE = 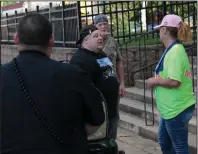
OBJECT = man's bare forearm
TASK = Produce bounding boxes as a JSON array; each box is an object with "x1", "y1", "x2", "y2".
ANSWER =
[{"x1": 116, "y1": 61, "x2": 124, "y2": 85}]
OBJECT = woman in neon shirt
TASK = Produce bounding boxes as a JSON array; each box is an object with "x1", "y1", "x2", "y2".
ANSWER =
[{"x1": 147, "y1": 14, "x2": 195, "y2": 154}]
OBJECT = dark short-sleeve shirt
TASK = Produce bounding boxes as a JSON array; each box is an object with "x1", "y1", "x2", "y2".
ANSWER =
[{"x1": 70, "y1": 47, "x2": 120, "y2": 118}]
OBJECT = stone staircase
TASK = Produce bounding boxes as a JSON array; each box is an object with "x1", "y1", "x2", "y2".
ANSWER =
[{"x1": 119, "y1": 56, "x2": 197, "y2": 154}]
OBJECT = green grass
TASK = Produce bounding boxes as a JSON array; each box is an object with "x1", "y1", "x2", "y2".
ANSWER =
[{"x1": 118, "y1": 34, "x2": 161, "y2": 47}]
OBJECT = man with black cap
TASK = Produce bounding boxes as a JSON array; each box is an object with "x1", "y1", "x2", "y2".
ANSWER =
[
  {"x1": 94, "y1": 15, "x2": 125, "y2": 147},
  {"x1": 70, "y1": 24, "x2": 125, "y2": 154},
  {"x1": 94, "y1": 14, "x2": 125, "y2": 98}
]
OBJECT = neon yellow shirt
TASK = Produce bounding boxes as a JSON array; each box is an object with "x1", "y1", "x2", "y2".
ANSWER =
[{"x1": 155, "y1": 44, "x2": 195, "y2": 119}]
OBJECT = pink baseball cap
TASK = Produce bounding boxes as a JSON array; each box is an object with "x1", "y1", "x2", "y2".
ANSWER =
[{"x1": 153, "y1": 14, "x2": 182, "y2": 30}]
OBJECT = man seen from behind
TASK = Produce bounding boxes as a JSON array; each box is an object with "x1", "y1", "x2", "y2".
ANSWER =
[{"x1": 1, "y1": 13, "x2": 105, "y2": 154}]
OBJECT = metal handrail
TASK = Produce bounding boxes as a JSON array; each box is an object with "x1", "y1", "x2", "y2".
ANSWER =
[
  {"x1": 131, "y1": 44, "x2": 197, "y2": 126},
  {"x1": 130, "y1": 44, "x2": 197, "y2": 79}
]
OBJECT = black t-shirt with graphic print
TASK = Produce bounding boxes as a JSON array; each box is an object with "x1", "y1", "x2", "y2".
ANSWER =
[{"x1": 70, "y1": 47, "x2": 119, "y2": 118}]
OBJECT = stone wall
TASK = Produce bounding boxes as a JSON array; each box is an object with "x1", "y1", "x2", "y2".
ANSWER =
[
  {"x1": 1, "y1": 44, "x2": 165, "y2": 85},
  {"x1": 1, "y1": 45, "x2": 77, "y2": 64},
  {"x1": 120, "y1": 45, "x2": 164, "y2": 85}
]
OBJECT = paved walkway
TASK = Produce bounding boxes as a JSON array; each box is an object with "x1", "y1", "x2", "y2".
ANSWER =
[{"x1": 117, "y1": 128, "x2": 161, "y2": 154}]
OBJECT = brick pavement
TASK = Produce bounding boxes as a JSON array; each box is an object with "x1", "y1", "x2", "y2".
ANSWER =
[{"x1": 116, "y1": 128, "x2": 161, "y2": 154}]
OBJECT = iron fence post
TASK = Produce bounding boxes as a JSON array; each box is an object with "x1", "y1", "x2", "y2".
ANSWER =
[
  {"x1": 25, "y1": 8, "x2": 28, "y2": 15},
  {"x1": 36, "y1": 5, "x2": 39, "y2": 13},
  {"x1": 0, "y1": 4, "x2": 1, "y2": 65},
  {"x1": 61, "y1": 1, "x2": 66, "y2": 47},
  {"x1": 14, "y1": 11, "x2": 17, "y2": 33},
  {"x1": 163, "y1": 1, "x2": 166, "y2": 15},
  {"x1": 49, "y1": 2, "x2": 52, "y2": 22},
  {"x1": 6, "y1": 13, "x2": 9, "y2": 43},
  {"x1": 77, "y1": 1, "x2": 82, "y2": 38},
  {"x1": 102, "y1": 1, "x2": 105, "y2": 13}
]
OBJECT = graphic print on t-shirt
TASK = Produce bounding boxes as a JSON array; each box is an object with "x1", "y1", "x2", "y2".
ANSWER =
[
  {"x1": 96, "y1": 57, "x2": 113, "y2": 67},
  {"x1": 96, "y1": 57, "x2": 116, "y2": 79}
]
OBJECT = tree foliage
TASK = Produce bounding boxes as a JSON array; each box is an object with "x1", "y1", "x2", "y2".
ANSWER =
[
  {"x1": 1, "y1": 1, "x2": 18, "y2": 7},
  {"x1": 99, "y1": 1, "x2": 197, "y2": 37},
  {"x1": 104, "y1": 1, "x2": 142, "y2": 36}
]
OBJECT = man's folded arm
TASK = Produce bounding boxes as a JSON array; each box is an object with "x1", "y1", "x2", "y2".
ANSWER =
[{"x1": 79, "y1": 71, "x2": 105, "y2": 126}]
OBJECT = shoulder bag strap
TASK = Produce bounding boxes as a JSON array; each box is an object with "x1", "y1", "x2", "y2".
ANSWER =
[{"x1": 12, "y1": 58, "x2": 64, "y2": 145}]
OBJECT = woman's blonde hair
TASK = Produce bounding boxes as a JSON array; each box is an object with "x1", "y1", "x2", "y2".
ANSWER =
[
  {"x1": 178, "y1": 21, "x2": 192, "y2": 41},
  {"x1": 167, "y1": 21, "x2": 192, "y2": 42}
]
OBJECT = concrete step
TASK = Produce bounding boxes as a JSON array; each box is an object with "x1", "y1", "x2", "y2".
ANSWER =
[
  {"x1": 125, "y1": 87, "x2": 197, "y2": 105},
  {"x1": 119, "y1": 97, "x2": 197, "y2": 134},
  {"x1": 125, "y1": 87, "x2": 155, "y2": 104},
  {"x1": 119, "y1": 111, "x2": 197, "y2": 154},
  {"x1": 135, "y1": 78, "x2": 197, "y2": 89}
]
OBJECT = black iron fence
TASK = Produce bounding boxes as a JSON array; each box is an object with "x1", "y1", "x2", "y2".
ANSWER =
[
  {"x1": 131, "y1": 44, "x2": 197, "y2": 126},
  {"x1": 1, "y1": 2, "x2": 80, "y2": 47},
  {"x1": 1, "y1": 1, "x2": 197, "y2": 47},
  {"x1": 79, "y1": 1, "x2": 197, "y2": 44},
  {"x1": 121, "y1": 13, "x2": 196, "y2": 86}
]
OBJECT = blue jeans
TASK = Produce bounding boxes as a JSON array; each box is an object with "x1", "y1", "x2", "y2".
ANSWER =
[{"x1": 158, "y1": 105, "x2": 195, "y2": 154}]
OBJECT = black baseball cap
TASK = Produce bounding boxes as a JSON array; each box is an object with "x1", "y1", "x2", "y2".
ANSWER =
[{"x1": 76, "y1": 24, "x2": 98, "y2": 44}]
